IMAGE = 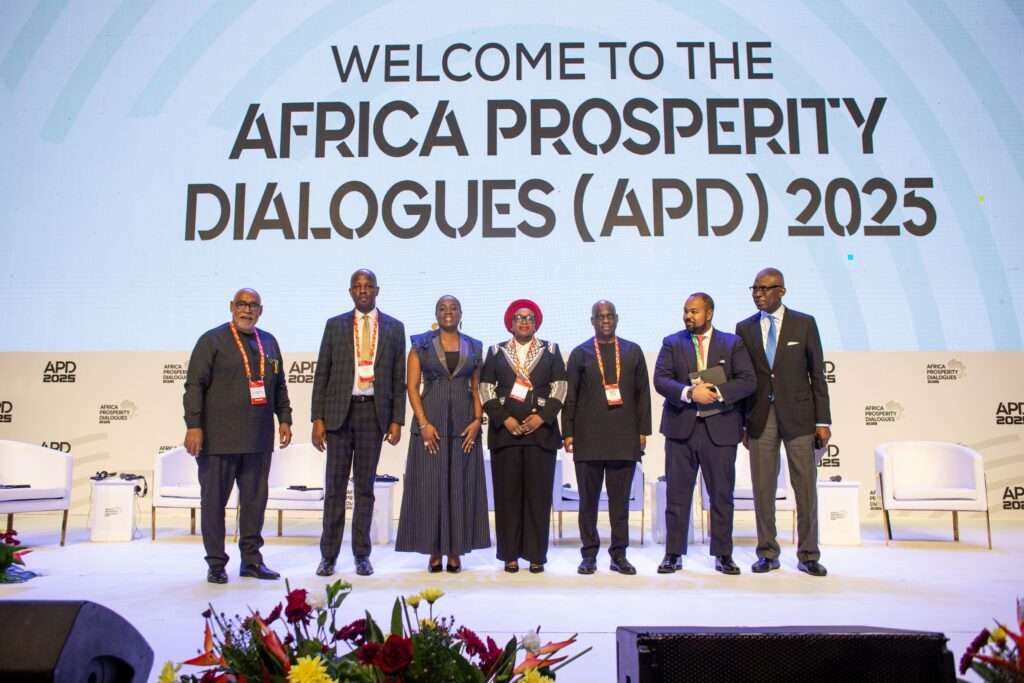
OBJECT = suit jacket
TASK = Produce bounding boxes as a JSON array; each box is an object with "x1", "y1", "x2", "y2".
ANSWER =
[
  {"x1": 311, "y1": 310, "x2": 406, "y2": 433},
  {"x1": 735, "y1": 308, "x2": 831, "y2": 441},
  {"x1": 653, "y1": 329, "x2": 756, "y2": 447},
  {"x1": 479, "y1": 339, "x2": 566, "y2": 452}
]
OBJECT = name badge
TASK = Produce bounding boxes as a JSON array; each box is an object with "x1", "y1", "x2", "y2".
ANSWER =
[
  {"x1": 249, "y1": 380, "x2": 267, "y2": 405},
  {"x1": 357, "y1": 360, "x2": 375, "y2": 382},
  {"x1": 604, "y1": 384, "x2": 623, "y2": 406},
  {"x1": 509, "y1": 377, "x2": 531, "y2": 402}
]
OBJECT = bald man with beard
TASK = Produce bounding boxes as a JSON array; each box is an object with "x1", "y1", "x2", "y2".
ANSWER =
[{"x1": 183, "y1": 288, "x2": 293, "y2": 584}]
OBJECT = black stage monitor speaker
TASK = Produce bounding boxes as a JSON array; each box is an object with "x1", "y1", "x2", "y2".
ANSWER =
[
  {"x1": 617, "y1": 625, "x2": 955, "y2": 683},
  {"x1": 0, "y1": 600, "x2": 153, "y2": 682}
]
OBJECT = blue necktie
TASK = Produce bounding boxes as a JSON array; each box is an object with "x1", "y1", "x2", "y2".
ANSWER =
[{"x1": 766, "y1": 315, "x2": 777, "y2": 368}]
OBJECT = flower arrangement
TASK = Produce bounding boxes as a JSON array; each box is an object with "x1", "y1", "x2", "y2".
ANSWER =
[
  {"x1": 164, "y1": 581, "x2": 589, "y2": 683},
  {"x1": 0, "y1": 529, "x2": 34, "y2": 583},
  {"x1": 958, "y1": 597, "x2": 1024, "y2": 682}
]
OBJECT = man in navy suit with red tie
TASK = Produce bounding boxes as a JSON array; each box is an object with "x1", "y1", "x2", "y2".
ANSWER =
[
  {"x1": 735, "y1": 267, "x2": 832, "y2": 577},
  {"x1": 654, "y1": 293, "x2": 756, "y2": 575}
]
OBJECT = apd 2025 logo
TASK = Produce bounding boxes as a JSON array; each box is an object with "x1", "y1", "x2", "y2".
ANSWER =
[
  {"x1": 43, "y1": 360, "x2": 77, "y2": 383},
  {"x1": 995, "y1": 402, "x2": 1024, "y2": 426},
  {"x1": 1004, "y1": 486, "x2": 1024, "y2": 511},
  {"x1": 289, "y1": 361, "x2": 317, "y2": 383}
]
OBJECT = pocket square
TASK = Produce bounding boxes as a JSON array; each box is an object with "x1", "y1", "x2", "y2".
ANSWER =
[{"x1": 786, "y1": 341, "x2": 800, "y2": 346}]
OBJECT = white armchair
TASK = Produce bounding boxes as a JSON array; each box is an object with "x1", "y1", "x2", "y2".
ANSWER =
[
  {"x1": 0, "y1": 440, "x2": 73, "y2": 545},
  {"x1": 875, "y1": 441, "x2": 991, "y2": 548},
  {"x1": 699, "y1": 443, "x2": 795, "y2": 543},
  {"x1": 551, "y1": 455, "x2": 645, "y2": 544},
  {"x1": 151, "y1": 446, "x2": 238, "y2": 540},
  {"x1": 265, "y1": 444, "x2": 326, "y2": 536}
]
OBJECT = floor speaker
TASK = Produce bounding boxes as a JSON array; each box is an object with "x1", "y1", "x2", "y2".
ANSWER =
[
  {"x1": 617, "y1": 625, "x2": 955, "y2": 683},
  {"x1": 0, "y1": 600, "x2": 153, "y2": 683}
]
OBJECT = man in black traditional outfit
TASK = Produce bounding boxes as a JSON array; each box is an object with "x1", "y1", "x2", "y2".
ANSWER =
[{"x1": 562, "y1": 300, "x2": 652, "y2": 575}]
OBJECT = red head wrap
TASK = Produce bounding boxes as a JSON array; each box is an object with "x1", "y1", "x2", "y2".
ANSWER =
[{"x1": 504, "y1": 299, "x2": 543, "y2": 333}]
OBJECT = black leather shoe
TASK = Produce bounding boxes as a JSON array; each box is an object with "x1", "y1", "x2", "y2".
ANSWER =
[
  {"x1": 240, "y1": 563, "x2": 280, "y2": 580},
  {"x1": 715, "y1": 555, "x2": 741, "y2": 575},
  {"x1": 354, "y1": 557, "x2": 374, "y2": 576},
  {"x1": 315, "y1": 559, "x2": 336, "y2": 577},
  {"x1": 207, "y1": 567, "x2": 228, "y2": 584},
  {"x1": 577, "y1": 557, "x2": 597, "y2": 575},
  {"x1": 528, "y1": 562, "x2": 545, "y2": 574},
  {"x1": 798, "y1": 560, "x2": 828, "y2": 577},
  {"x1": 446, "y1": 561, "x2": 461, "y2": 574},
  {"x1": 751, "y1": 557, "x2": 781, "y2": 573},
  {"x1": 428, "y1": 558, "x2": 443, "y2": 573},
  {"x1": 504, "y1": 560, "x2": 519, "y2": 573},
  {"x1": 657, "y1": 554, "x2": 682, "y2": 574},
  {"x1": 610, "y1": 556, "x2": 637, "y2": 575}
]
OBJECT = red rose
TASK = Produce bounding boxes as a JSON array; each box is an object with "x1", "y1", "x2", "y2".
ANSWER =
[
  {"x1": 375, "y1": 635, "x2": 413, "y2": 674},
  {"x1": 284, "y1": 589, "x2": 311, "y2": 624},
  {"x1": 357, "y1": 641, "x2": 381, "y2": 665}
]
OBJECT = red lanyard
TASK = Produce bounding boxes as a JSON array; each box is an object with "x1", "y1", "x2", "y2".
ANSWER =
[
  {"x1": 593, "y1": 336, "x2": 621, "y2": 386},
  {"x1": 230, "y1": 323, "x2": 265, "y2": 380}
]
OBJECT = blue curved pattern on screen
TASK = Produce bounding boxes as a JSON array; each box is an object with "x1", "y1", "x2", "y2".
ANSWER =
[
  {"x1": 41, "y1": 0, "x2": 156, "y2": 143},
  {"x1": 911, "y1": 1, "x2": 1024, "y2": 196},
  {"x1": 131, "y1": 0, "x2": 254, "y2": 117},
  {"x1": 806, "y1": 1, "x2": 1021, "y2": 349},
  {"x1": 0, "y1": 0, "x2": 68, "y2": 90},
  {"x1": 208, "y1": 0, "x2": 382, "y2": 129}
]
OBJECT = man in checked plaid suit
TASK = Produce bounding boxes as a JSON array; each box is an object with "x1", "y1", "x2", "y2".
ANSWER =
[{"x1": 312, "y1": 269, "x2": 406, "y2": 576}]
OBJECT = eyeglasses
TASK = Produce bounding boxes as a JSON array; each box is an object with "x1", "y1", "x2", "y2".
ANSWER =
[
  {"x1": 233, "y1": 301, "x2": 262, "y2": 311},
  {"x1": 593, "y1": 313, "x2": 617, "y2": 321},
  {"x1": 749, "y1": 286, "x2": 782, "y2": 294},
  {"x1": 513, "y1": 314, "x2": 535, "y2": 323}
]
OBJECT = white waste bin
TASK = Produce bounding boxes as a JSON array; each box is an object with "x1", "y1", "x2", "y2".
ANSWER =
[{"x1": 89, "y1": 479, "x2": 138, "y2": 542}]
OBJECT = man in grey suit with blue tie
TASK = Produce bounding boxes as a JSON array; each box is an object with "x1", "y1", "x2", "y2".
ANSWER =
[
  {"x1": 312, "y1": 269, "x2": 406, "y2": 577},
  {"x1": 654, "y1": 293, "x2": 756, "y2": 575},
  {"x1": 735, "y1": 267, "x2": 832, "y2": 577}
]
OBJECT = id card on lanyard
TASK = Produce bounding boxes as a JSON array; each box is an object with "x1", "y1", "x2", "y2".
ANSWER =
[
  {"x1": 230, "y1": 323, "x2": 267, "y2": 405},
  {"x1": 508, "y1": 338, "x2": 536, "y2": 402},
  {"x1": 594, "y1": 336, "x2": 623, "y2": 406}
]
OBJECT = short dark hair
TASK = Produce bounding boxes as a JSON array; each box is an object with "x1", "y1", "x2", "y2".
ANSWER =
[{"x1": 689, "y1": 292, "x2": 714, "y2": 311}]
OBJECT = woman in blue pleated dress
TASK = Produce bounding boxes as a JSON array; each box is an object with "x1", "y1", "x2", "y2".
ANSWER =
[{"x1": 395, "y1": 295, "x2": 491, "y2": 572}]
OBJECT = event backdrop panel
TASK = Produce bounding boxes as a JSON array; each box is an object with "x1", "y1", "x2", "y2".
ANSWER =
[{"x1": 1, "y1": 351, "x2": 1021, "y2": 523}]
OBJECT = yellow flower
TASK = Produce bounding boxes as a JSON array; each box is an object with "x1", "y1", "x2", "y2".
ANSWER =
[
  {"x1": 991, "y1": 625, "x2": 1007, "y2": 644},
  {"x1": 288, "y1": 655, "x2": 332, "y2": 683},
  {"x1": 419, "y1": 588, "x2": 445, "y2": 604},
  {"x1": 157, "y1": 661, "x2": 180, "y2": 683},
  {"x1": 420, "y1": 617, "x2": 436, "y2": 630},
  {"x1": 521, "y1": 669, "x2": 555, "y2": 683},
  {"x1": 406, "y1": 594, "x2": 422, "y2": 608}
]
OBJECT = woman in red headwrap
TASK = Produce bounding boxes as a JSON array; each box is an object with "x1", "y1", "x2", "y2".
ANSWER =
[{"x1": 479, "y1": 299, "x2": 567, "y2": 573}]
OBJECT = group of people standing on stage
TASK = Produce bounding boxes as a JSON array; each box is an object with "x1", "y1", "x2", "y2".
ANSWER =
[{"x1": 183, "y1": 266, "x2": 831, "y2": 584}]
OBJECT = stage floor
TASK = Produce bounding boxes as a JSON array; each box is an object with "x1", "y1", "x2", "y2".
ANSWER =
[{"x1": 1, "y1": 512, "x2": 1016, "y2": 683}]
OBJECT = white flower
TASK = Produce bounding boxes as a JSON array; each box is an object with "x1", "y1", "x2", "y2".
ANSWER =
[
  {"x1": 521, "y1": 629, "x2": 541, "y2": 654},
  {"x1": 306, "y1": 593, "x2": 325, "y2": 610}
]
